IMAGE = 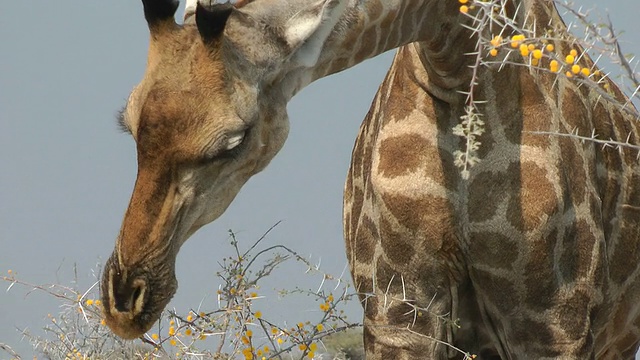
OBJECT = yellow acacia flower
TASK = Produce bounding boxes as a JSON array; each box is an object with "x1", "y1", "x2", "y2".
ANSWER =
[
  {"x1": 459, "y1": 0, "x2": 468, "y2": 3},
  {"x1": 242, "y1": 348, "x2": 253, "y2": 360},
  {"x1": 581, "y1": 67, "x2": 591, "y2": 76},
  {"x1": 571, "y1": 64, "x2": 581, "y2": 74},
  {"x1": 168, "y1": 326, "x2": 176, "y2": 336},
  {"x1": 151, "y1": 333, "x2": 159, "y2": 340},
  {"x1": 565, "y1": 54, "x2": 575, "y2": 64},
  {"x1": 489, "y1": 48, "x2": 498, "y2": 57},
  {"x1": 169, "y1": 339, "x2": 177, "y2": 346},
  {"x1": 570, "y1": 49, "x2": 578, "y2": 57},
  {"x1": 510, "y1": 34, "x2": 526, "y2": 48},
  {"x1": 532, "y1": 49, "x2": 543, "y2": 60},
  {"x1": 490, "y1": 35, "x2": 502, "y2": 47},
  {"x1": 255, "y1": 311, "x2": 262, "y2": 319},
  {"x1": 460, "y1": 5, "x2": 469, "y2": 13},
  {"x1": 85, "y1": 299, "x2": 94, "y2": 306},
  {"x1": 519, "y1": 44, "x2": 529, "y2": 57},
  {"x1": 550, "y1": 60, "x2": 559, "y2": 73},
  {"x1": 246, "y1": 330, "x2": 253, "y2": 337},
  {"x1": 316, "y1": 324, "x2": 324, "y2": 331},
  {"x1": 546, "y1": 44, "x2": 555, "y2": 52}
]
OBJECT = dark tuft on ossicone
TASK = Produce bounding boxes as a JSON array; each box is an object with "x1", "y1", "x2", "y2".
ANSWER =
[
  {"x1": 141, "y1": 0, "x2": 179, "y2": 27},
  {"x1": 196, "y1": 2, "x2": 234, "y2": 42}
]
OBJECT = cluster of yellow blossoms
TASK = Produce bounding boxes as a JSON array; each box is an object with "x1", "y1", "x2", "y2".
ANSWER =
[
  {"x1": 488, "y1": 33, "x2": 602, "y2": 80},
  {"x1": 56, "y1": 271, "x2": 342, "y2": 360},
  {"x1": 457, "y1": 0, "x2": 607, "y2": 84},
  {"x1": 319, "y1": 293, "x2": 335, "y2": 312}
]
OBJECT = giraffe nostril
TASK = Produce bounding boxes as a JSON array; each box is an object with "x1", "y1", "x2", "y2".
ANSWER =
[
  {"x1": 130, "y1": 279, "x2": 147, "y2": 315},
  {"x1": 132, "y1": 285, "x2": 142, "y2": 305}
]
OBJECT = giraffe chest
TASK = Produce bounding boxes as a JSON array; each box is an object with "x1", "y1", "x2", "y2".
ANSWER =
[
  {"x1": 344, "y1": 86, "x2": 467, "y2": 289},
  {"x1": 345, "y1": 80, "x2": 606, "y2": 286}
]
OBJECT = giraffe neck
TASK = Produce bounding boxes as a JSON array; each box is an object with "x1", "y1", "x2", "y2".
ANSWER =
[
  {"x1": 411, "y1": 0, "x2": 563, "y2": 102},
  {"x1": 296, "y1": 0, "x2": 553, "y2": 100},
  {"x1": 279, "y1": 0, "x2": 477, "y2": 98}
]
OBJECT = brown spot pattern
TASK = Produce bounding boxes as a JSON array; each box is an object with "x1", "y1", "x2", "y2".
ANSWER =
[
  {"x1": 610, "y1": 209, "x2": 640, "y2": 284},
  {"x1": 468, "y1": 231, "x2": 518, "y2": 270},
  {"x1": 377, "y1": 134, "x2": 430, "y2": 178},
  {"x1": 558, "y1": 219, "x2": 598, "y2": 283},
  {"x1": 471, "y1": 268, "x2": 518, "y2": 314},
  {"x1": 519, "y1": 160, "x2": 558, "y2": 232},
  {"x1": 380, "y1": 193, "x2": 451, "y2": 252},
  {"x1": 352, "y1": 215, "x2": 378, "y2": 266},
  {"x1": 469, "y1": 164, "x2": 517, "y2": 224},
  {"x1": 523, "y1": 230, "x2": 559, "y2": 311},
  {"x1": 380, "y1": 217, "x2": 414, "y2": 266}
]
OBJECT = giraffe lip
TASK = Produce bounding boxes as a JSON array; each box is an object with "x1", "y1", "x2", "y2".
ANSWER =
[{"x1": 102, "y1": 306, "x2": 152, "y2": 340}]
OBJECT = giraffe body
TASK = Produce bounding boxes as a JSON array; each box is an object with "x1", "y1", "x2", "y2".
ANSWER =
[{"x1": 345, "y1": 4, "x2": 640, "y2": 359}]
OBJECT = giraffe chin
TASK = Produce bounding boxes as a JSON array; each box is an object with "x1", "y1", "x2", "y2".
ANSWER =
[{"x1": 101, "y1": 309, "x2": 156, "y2": 340}]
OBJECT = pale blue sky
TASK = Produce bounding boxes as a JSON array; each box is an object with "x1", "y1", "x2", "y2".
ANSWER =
[{"x1": 1, "y1": 1, "x2": 638, "y2": 357}]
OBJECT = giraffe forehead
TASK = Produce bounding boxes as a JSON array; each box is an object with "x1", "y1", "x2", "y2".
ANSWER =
[{"x1": 132, "y1": 80, "x2": 244, "y2": 163}]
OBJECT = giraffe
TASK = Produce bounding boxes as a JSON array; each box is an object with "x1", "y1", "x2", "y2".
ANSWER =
[{"x1": 98, "y1": 0, "x2": 640, "y2": 358}]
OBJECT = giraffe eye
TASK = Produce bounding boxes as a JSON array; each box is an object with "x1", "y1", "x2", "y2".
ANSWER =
[
  {"x1": 225, "y1": 131, "x2": 245, "y2": 151},
  {"x1": 203, "y1": 129, "x2": 248, "y2": 162}
]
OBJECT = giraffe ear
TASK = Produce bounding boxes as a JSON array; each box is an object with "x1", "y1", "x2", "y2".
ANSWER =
[{"x1": 223, "y1": 0, "x2": 346, "y2": 69}]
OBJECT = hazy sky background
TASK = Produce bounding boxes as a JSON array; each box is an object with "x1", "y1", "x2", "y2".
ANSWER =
[{"x1": 1, "y1": 0, "x2": 638, "y2": 357}]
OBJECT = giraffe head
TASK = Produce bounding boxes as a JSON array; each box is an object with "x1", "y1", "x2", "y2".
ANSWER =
[{"x1": 101, "y1": 0, "x2": 347, "y2": 339}]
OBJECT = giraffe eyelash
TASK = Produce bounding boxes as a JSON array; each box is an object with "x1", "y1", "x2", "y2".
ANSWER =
[{"x1": 116, "y1": 106, "x2": 131, "y2": 134}]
